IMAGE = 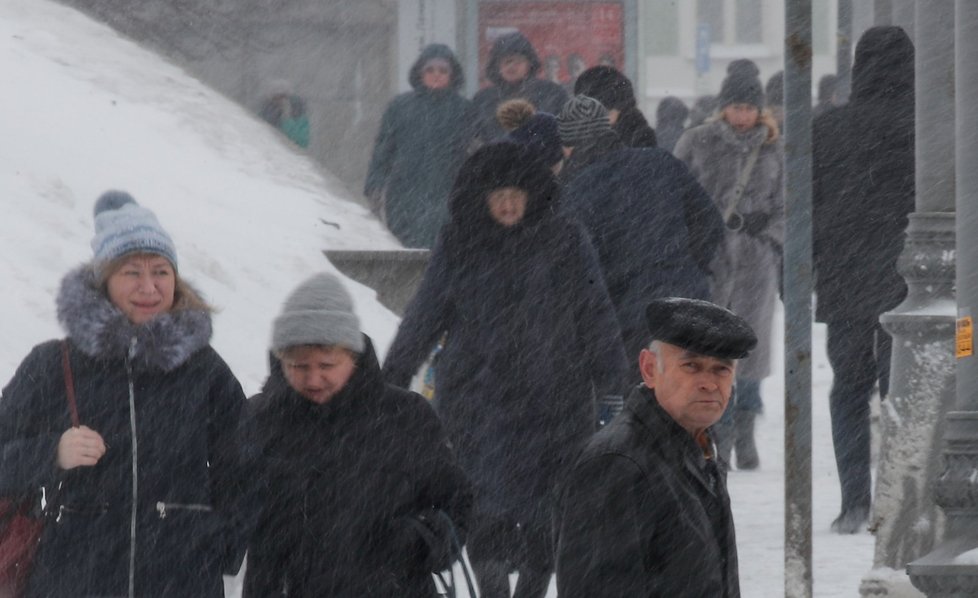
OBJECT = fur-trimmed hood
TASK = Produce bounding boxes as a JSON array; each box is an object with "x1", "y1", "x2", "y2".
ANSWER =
[{"x1": 56, "y1": 265, "x2": 213, "y2": 372}]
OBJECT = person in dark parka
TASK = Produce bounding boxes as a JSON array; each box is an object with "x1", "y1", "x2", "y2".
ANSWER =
[
  {"x1": 364, "y1": 44, "x2": 472, "y2": 248},
  {"x1": 656, "y1": 96, "x2": 690, "y2": 154},
  {"x1": 383, "y1": 142, "x2": 628, "y2": 598},
  {"x1": 573, "y1": 65, "x2": 657, "y2": 148},
  {"x1": 469, "y1": 32, "x2": 568, "y2": 147},
  {"x1": 556, "y1": 297, "x2": 756, "y2": 598},
  {"x1": 0, "y1": 192, "x2": 251, "y2": 597},
  {"x1": 812, "y1": 26, "x2": 915, "y2": 534},
  {"x1": 243, "y1": 272, "x2": 471, "y2": 597},
  {"x1": 557, "y1": 95, "x2": 724, "y2": 375}
]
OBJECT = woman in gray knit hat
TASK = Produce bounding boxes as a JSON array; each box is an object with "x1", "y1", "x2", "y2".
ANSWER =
[
  {"x1": 0, "y1": 191, "x2": 252, "y2": 597},
  {"x1": 673, "y1": 60, "x2": 784, "y2": 472},
  {"x1": 242, "y1": 272, "x2": 471, "y2": 597}
]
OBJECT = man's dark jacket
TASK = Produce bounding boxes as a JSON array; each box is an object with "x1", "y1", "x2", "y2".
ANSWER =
[
  {"x1": 812, "y1": 26, "x2": 915, "y2": 323},
  {"x1": 562, "y1": 132, "x2": 724, "y2": 362},
  {"x1": 243, "y1": 337, "x2": 472, "y2": 597},
  {"x1": 556, "y1": 386, "x2": 739, "y2": 598}
]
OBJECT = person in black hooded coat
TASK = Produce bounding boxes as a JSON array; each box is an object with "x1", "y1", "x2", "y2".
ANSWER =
[
  {"x1": 243, "y1": 272, "x2": 471, "y2": 597},
  {"x1": 364, "y1": 44, "x2": 472, "y2": 248},
  {"x1": 812, "y1": 26, "x2": 915, "y2": 534},
  {"x1": 469, "y1": 32, "x2": 569, "y2": 147},
  {"x1": 383, "y1": 142, "x2": 628, "y2": 598},
  {"x1": 573, "y1": 65, "x2": 657, "y2": 149}
]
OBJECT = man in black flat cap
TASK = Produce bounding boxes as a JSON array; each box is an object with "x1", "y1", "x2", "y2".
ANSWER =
[{"x1": 555, "y1": 297, "x2": 756, "y2": 598}]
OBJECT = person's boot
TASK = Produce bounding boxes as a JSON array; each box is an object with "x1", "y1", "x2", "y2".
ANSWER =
[
  {"x1": 734, "y1": 410, "x2": 759, "y2": 470},
  {"x1": 831, "y1": 504, "x2": 870, "y2": 534}
]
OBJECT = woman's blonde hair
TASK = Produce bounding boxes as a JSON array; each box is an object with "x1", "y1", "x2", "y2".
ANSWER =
[
  {"x1": 99, "y1": 253, "x2": 213, "y2": 313},
  {"x1": 496, "y1": 98, "x2": 536, "y2": 133}
]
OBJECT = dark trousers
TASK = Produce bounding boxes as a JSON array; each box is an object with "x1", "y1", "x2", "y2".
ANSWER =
[
  {"x1": 826, "y1": 317, "x2": 892, "y2": 512},
  {"x1": 467, "y1": 514, "x2": 551, "y2": 598}
]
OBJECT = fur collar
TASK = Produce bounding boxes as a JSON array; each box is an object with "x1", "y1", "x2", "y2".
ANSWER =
[{"x1": 56, "y1": 265, "x2": 213, "y2": 372}]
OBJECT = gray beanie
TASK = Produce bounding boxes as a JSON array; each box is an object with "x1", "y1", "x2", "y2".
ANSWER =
[
  {"x1": 271, "y1": 272, "x2": 364, "y2": 354},
  {"x1": 557, "y1": 95, "x2": 611, "y2": 147},
  {"x1": 91, "y1": 191, "x2": 178, "y2": 278}
]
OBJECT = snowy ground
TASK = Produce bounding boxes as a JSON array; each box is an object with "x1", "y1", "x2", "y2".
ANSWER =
[{"x1": 1, "y1": 1, "x2": 880, "y2": 596}]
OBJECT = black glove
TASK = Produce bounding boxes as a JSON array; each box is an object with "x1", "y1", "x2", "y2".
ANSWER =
[
  {"x1": 739, "y1": 211, "x2": 771, "y2": 236},
  {"x1": 391, "y1": 509, "x2": 457, "y2": 573}
]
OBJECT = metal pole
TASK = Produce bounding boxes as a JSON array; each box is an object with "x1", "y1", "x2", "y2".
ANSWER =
[
  {"x1": 464, "y1": 0, "x2": 479, "y2": 98},
  {"x1": 783, "y1": 1, "x2": 813, "y2": 597},
  {"x1": 836, "y1": 0, "x2": 852, "y2": 104},
  {"x1": 908, "y1": 2, "x2": 978, "y2": 594}
]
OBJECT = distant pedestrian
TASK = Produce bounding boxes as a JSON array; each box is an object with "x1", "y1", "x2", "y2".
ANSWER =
[
  {"x1": 496, "y1": 98, "x2": 537, "y2": 134},
  {"x1": 557, "y1": 95, "x2": 724, "y2": 373},
  {"x1": 556, "y1": 297, "x2": 756, "y2": 598},
  {"x1": 674, "y1": 59, "x2": 784, "y2": 471},
  {"x1": 765, "y1": 70, "x2": 784, "y2": 131},
  {"x1": 259, "y1": 83, "x2": 310, "y2": 149},
  {"x1": 812, "y1": 26, "x2": 915, "y2": 534},
  {"x1": 813, "y1": 73, "x2": 839, "y2": 119},
  {"x1": 573, "y1": 65, "x2": 657, "y2": 148},
  {"x1": 505, "y1": 109, "x2": 565, "y2": 175},
  {"x1": 469, "y1": 32, "x2": 568, "y2": 146},
  {"x1": 384, "y1": 142, "x2": 627, "y2": 598},
  {"x1": 364, "y1": 44, "x2": 472, "y2": 249},
  {"x1": 655, "y1": 96, "x2": 690, "y2": 153},
  {"x1": 243, "y1": 272, "x2": 471, "y2": 596}
]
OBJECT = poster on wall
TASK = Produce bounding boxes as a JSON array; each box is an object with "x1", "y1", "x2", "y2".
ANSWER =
[{"x1": 478, "y1": 2, "x2": 624, "y2": 89}]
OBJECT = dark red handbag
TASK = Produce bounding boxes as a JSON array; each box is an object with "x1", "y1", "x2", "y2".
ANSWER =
[{"x1": 0, "y1": 341, "x2": 79, "y2": 597}]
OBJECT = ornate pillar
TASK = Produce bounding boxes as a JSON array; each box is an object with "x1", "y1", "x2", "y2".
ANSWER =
[
  {"x1": 907, "y1": 2, "x2": 978, "y2": 595},
  {"x1": 861, "y1": 1, "x2": 957, "y2": 596}
]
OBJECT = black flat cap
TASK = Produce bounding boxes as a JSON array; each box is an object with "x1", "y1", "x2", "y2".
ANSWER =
[{"x1": 645, "y1": 298, "x2": 757, "y2": 360}]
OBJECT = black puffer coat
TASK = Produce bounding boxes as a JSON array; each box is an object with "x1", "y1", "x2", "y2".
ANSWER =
[
  {"x1": 813, "y1": 26, "x2": 915, "y2": 323},
  {"x1": 383, "y1": 143, "x2": 627, "y2": 547},
  {"x1": 243, "y1": 337, "x2": 471, "y2": 597},
  {"x1": 470, "y1": 32, "x2": 569, "y2": 145},
  {"x1": 0, "y1": 266, "x2": 250, "y2": 598},
  {"x1": 556, "y1": 386, "x2": 739, "y2": 597}
]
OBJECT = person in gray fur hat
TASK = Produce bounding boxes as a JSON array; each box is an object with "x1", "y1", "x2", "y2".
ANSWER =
[
  {"x1": 242, "y1": 272, "x2": 472, "y2": 597},
  {"x1": 0, "y1": 190, "x2": 253, "y2": 597}
]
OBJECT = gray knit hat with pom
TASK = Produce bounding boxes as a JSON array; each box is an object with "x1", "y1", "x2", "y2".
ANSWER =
[
  {"x1": 91, "y1": 190, "x2": 178, "y2": 278},
  {"x1": 271, "y1": 272, "x2": 364, "y2": 354},
  {"x1": 557, "y1": 95, "x2": 611, "y2": 147}
]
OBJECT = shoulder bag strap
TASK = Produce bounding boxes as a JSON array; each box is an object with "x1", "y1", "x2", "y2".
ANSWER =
[
  {"x1": 723, "y1": 132, "x2": 766, "y2": 223},
  {"x1": 61, "y1": 340, "x2": 80, "y2": 428}
]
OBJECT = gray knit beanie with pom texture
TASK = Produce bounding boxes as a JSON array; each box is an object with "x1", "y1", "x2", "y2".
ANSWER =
[
  {"x1": 271, "y1": 272, "x2": 364, "y2": 354},
  {"x1": 557, "y1": 95, "x2": 611, "y2": 147},
  {"x1": 91, "y1": 190, "x2": 178, "y2": 278}
]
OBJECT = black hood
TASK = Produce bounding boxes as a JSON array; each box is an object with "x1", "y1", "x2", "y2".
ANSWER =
[
  {"x1": 851, "y1": 26, "x2": 914, "y2": 104},
  {"x1": 408, "y1": 43, "x2": 465, "y2": 92},
  {"x1": 446, "y1": 141, "x2": 558, "y2": 243},
  {"x1": 485, "y1": 31, "x2": 541, "y2": 87}
]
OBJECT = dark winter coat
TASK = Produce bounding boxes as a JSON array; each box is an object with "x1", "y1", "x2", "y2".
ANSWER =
[
  {"x1": 243, "y1": 337, "x2": 471, "y2": 598},
  {"x1": 562, "y1": 138, "x2": 724, "y2": 364},
  {"x1": 555, "y1": 385, "x2": 739, "y2": 598},
  {"x1": 383, "y1": 143, "x2": 628, "y2": 542},
  {"x1": 813, "y1": 26, "x2": 915, "y2": 324},
  {"x1": 0, "y1": 266, "x2": 250, "y2": 598},
  {"x1": 674, "y1": 120, "x2": 784, "y2": 381},
  {"x1": 469, "y1": 32, "x2": 569, "y2": 145},
  {"x1": 614, "y1": 105, "x2": 657, "y2": 149},
  {"x1": 364, "y1": 44, "x2": 472, "y2": 248}
]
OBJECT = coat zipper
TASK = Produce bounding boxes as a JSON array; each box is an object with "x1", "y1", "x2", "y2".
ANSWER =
[
  {"x1": 126, "y1": 337, "x2": 138, "y2": 598},
  {"x1": 155, "y1": 502, "x2": 213, "y2": 519}
]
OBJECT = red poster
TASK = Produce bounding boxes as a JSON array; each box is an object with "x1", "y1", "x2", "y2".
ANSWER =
[{"x1": 479, "y1": 2, "x2": 624, "y2": 88}]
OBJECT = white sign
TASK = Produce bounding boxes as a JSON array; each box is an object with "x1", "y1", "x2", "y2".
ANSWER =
[{"x1": 397, "y1": 0, "x2": 458, "y2": 93}]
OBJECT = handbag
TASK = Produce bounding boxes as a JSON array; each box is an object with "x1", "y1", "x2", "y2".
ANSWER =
[{"x1": 0, "y1": 340, "x2": 80, "y2": 597}]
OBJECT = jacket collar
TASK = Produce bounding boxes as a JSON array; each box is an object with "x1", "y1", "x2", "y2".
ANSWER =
[{"x1": 56, "y1": 264, "x2": 212, "y2": 372}]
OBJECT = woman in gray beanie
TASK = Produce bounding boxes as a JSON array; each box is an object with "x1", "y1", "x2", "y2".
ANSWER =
[
  {"x1": 0, "y1": 191, "x2": 252, "y2": 597},
  {"x1": 242, "y1": 272, "x2": 472, "y2": 597},
  {"x1": 673, "y1": 59, "x2": 784, "y2": 471}
]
